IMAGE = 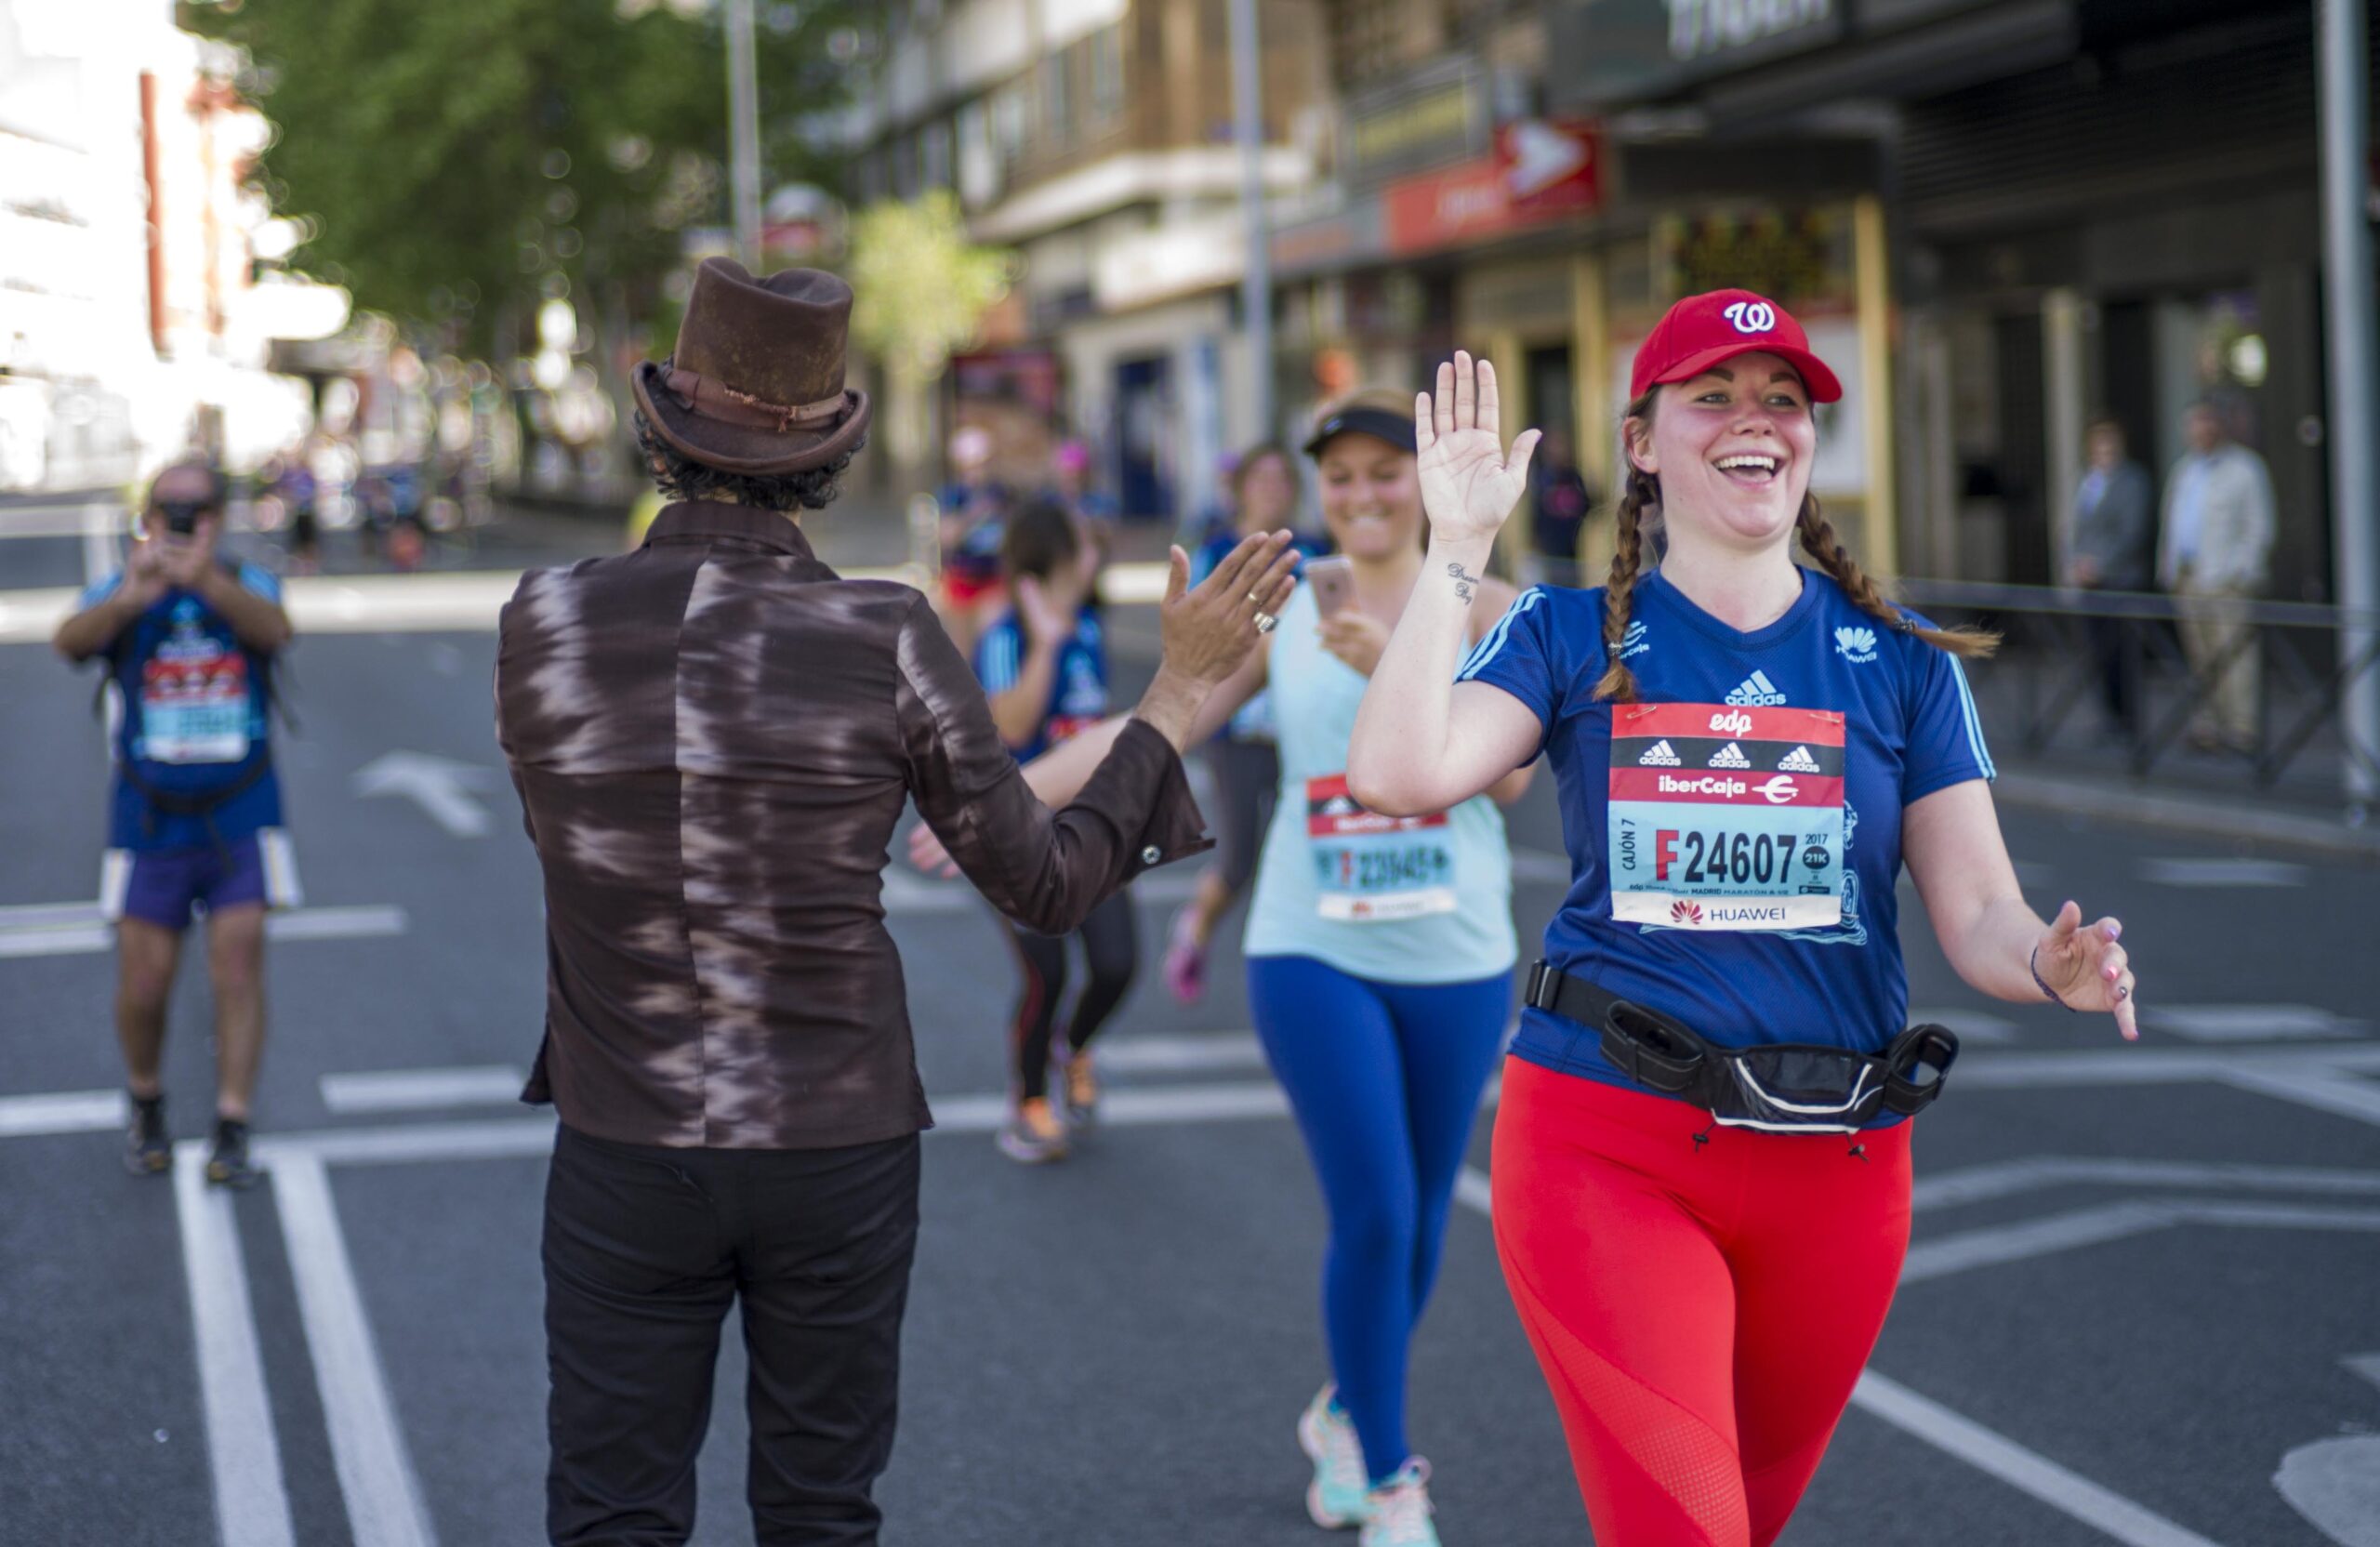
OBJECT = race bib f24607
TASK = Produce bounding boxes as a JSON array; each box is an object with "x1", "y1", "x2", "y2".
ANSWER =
[{"x1": 1606, "y1": 703, "x2": 1844, "y2": 931}]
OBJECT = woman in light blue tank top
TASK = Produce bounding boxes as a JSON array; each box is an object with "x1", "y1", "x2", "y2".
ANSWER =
[
  {"x1": 939, "y1": 391, "x2": 1536, "y2": 1542},
  {"x1": 1208, "y1": 391, "x2": 1533, "y2": 1543}
]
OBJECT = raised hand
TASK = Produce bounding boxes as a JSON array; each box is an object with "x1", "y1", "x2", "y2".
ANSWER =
[
  {"x1": 1415, "y1": 350, "x2": 1541, "y2": 545},
  {"x1": 1012, "y1": 575, "x2": 1074, "y2": 647},
  {"x1": 1157, "y1": 531, "x2": 1299, "y2": 687},
  {"x1": 2031, "y1": 900, "x2": 2138, "y2": 1040}
]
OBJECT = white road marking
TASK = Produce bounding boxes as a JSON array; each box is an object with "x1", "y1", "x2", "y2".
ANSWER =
[
  {"x1": 1848, "y1": 1371, "x2": 2229, "y2": 1547},
  {"x1": 174, "y1": 1144, "x2": 296, "y2": 1547},
  {"x1": 2276, "y1": 1352, "x2": 2380, "y2": 1547},
  {"x1": 0, "y1": 1088, "x2": 124, "y2": 1137},
  {"x1": 1095, "y1": 1034, "x2": 1266, "y2": 1074},
  {"x1": 1455, "y1": 1166, "x2": 1493, "y2": 1218},
  {"x1": 271, "y1": 1151, "x2": 439, "y2": 1547},
  {"x1": 0, "y1": 902, "x2": 408, "y2": 959},
  {"x1": 2223, "y1": 1068, "x2": 2380, "y2": 1130},
  {"x1": 1911, "y1": 1157, "x2": 2380, "y2": 1211},
  {"x1": 320, "y1": 1066, "x2": 527, "y2": 1115},
  {"x1": 2145, "y1": 1005, "x2": 2361, "y2": 1041},
  {"x1": 2140, "y1": 857, "x2": 2307, "y2": 888},
  {"x1": 83, "y1": 500, "x2": 119, "y2": 584},
  {"x1": 1909, "y1": 1008, "x2": 2019, "y2": 1043},
  {"x1": 1901, "y1": 1198, "x2": 2380, "y2": 1284},
  {"x1": 351, "y1": 752, "x2": 496, "y2": 838}
]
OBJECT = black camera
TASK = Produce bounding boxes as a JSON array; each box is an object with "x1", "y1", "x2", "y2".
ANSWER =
[{"x1": 159, "y1": 499, "x2": 210, "y2": 536}]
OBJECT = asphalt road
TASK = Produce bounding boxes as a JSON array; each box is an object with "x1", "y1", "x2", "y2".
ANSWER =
[{"x1": 2, "y1": 504, "x2": 2376, "y2": 1547}]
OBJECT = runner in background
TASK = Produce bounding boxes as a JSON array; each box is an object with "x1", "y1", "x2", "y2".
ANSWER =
[
  {"x1": 51, "y1": 458, "x2": 299, "y2": 1188},
  {"x1": 938, "y1": 425, "x2": 1012, "y2": 657},
  {"x1": 1349, "y1": 312, "x2": 2139, "y2": 1547},
  {"x1": 1164, "y1": 441, "x2": 1316, "y2": 1003},
  {"x1": 919, "y1": 390, "x2": 1532, "y2": 1546},
  {"x1": 972, "y1": 497, "x2": 1135, "y2": 1163}
]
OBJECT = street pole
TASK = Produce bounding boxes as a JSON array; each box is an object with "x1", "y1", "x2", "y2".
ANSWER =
[
  {"x1": 1227, "y1": 0, "x2": 1274, "y2": 443},
  {"x1": 726, "y1": 0, "x2": 764, "y2": 271},
  {"x1": 2320, "y1": 0, "x2": 2379, "y2": 806}
]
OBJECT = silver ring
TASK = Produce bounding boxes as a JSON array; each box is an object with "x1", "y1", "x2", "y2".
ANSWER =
[{"x1": 1253, "y1": 610, "x2": 1278, "y2": 634}]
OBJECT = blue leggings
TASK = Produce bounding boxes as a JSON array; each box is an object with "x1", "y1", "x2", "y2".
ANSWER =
[{"x1": 1249, "y1": 954, "x2": 1511, "y2": 1483}]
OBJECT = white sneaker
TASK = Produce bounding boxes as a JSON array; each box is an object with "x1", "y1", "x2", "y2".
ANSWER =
[
  {"x1": 1298, "y1": 1384, "x2": 1370, "y2": 1528},
  {"x1": 1359, "y1": 1458, "x2": 1438, "y2": 1547}
]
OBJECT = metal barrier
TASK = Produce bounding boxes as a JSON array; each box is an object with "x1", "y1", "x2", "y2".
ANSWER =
[{"x1": 1894, "y1": 578, "x2": 2380, "y2": 795}]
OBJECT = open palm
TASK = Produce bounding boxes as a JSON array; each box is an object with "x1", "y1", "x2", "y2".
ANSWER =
[{"x1": 1415, "y1": 350, "x2": 1541, "y2": 544}]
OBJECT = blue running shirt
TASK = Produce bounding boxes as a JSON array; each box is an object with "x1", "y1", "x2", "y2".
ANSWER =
[
  {"x1": 972, "y1": 605, "x2": 1110, "y2": 764},
  {"x1": 83, "y1": 563, "x2": 286, "y2": 852},
  {"x1": 1458, "y1": 567, "x2": 1993, "y2": 1091}
]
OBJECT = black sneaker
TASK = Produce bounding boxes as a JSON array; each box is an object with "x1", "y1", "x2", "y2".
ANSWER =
[
  {"x1": 205, "y1": 1117, "x2": 261, "y2": 1189},
  {"x1": 124, "y1": 1093, "x2": 170, "y2": 1176}
]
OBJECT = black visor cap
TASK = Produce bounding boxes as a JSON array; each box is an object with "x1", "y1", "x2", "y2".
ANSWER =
[{"x1": 1302, "y1": 405, "x2": 1417, "y2": 459}]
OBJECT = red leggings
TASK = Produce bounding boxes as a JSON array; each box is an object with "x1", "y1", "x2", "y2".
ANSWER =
[{"x1": 1491, "y1": 1058, "x2": 1911, "y2": 1547}]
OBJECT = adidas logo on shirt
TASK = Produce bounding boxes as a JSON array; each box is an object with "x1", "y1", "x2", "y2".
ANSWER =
[
  {"x1": 1637, "y1": 739, "x2": 1681, "y2": 767},
  {"x1": 1726, "y1": 670, "x2": 1787, "y2": 707},
  {"x1": 1707, "y1": 742, "x2": 1752, "y2": 770},
  {"x1": 1778, "y1": 745, "x2": 1822, "y2": 774}
]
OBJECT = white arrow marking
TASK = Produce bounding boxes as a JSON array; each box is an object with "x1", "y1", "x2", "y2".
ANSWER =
[
  {"x1": 1504, "y1": 120, "x2": 1590, "y2": 198},
  {"x1": 352, "y1": 752, "x2": 495, "y2": 837}
]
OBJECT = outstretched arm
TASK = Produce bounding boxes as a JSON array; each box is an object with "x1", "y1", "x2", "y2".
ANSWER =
[
  {"x1": 1349, "y1": 351, "x2": 1544, "y2": 816},
  {"x1": 1904, "y1": 780, "x2": 2138, "y2": 1039}
]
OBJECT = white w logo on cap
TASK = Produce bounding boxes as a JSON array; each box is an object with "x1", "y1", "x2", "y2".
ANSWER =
[{"x1": 1724, "y1": 300, "x2": 1777, "y2": 335}]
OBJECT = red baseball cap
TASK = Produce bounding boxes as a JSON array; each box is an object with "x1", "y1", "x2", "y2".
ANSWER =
[{"x1": 1630, "y1": 289, "x2": 1843, "y2": 404}]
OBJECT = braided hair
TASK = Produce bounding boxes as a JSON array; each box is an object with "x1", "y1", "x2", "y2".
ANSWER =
[{"x1": 1591, "y1": 389, "x2": 1995, "y2": 703}]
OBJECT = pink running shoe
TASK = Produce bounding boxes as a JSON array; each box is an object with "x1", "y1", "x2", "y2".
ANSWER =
[{"x1": 1162, "y1": 907, "x2": 1208, "y2": 1005}]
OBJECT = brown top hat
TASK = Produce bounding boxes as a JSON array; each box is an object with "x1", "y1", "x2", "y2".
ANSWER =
[{"x1": 632, "y1": 258, "x2": 872, "y2": 475}]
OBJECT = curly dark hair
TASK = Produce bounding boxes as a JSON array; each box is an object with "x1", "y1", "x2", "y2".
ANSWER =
[{"x1": 631, "y1": 409, "x2": 862, "y2": 511}]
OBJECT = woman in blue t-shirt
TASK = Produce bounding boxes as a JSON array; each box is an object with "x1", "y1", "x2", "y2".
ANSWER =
[
  {"x1": 972, "y1": 498, "x2": 1132, "y2": 1164},
  {"x1": 1350, "y1": 295, "x2": 2141, "y2": 1547}
]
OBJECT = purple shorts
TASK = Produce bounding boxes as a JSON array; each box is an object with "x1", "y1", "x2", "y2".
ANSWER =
[{"x1": 102, "y1": 830, "x2": 301, "y2": 932}]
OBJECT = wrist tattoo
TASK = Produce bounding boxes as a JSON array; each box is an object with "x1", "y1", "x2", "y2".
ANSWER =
[{"x1": 1445, "y1": 562, "x2": 1479, "y2": 605}]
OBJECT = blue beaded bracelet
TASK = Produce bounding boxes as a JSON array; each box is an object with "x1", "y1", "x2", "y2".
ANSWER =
[{"x1": 2030, "y1": 944, "x2": 2079, "y2": 1012}]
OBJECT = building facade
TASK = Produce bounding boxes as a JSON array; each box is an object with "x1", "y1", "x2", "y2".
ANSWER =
[
  {"x1": 0, "y1": 0, "x2": 317, "y2": 490},
  {"x1": 844, "y1": 0, "x2": 1331, "y2": 522}
]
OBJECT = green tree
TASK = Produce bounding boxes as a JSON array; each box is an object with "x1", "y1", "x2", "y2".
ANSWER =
[
  {"x1": 845, "y1": 192, "x2": 1013, "y2": 476},
  {"x1": 184, "y1": 0, "x2": 869, "y2": 355}
]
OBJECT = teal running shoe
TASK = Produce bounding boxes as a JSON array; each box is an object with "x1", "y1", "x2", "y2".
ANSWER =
[
  {"x1": 1298, "y1": 1385, "x2": 1369, "y2": 1529},
  {"x1": 1359, "y1": 1458, "x2": 1438, "y2": 1547}
]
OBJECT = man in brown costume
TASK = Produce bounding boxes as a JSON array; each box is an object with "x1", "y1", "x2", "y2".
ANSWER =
[{"x1": 495, "y1": 258, "x2": 1297, "y2": 1545}]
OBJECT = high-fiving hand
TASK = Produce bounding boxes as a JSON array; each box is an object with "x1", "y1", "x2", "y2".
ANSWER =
[
  {"x1": 1415, "y1": 350, "x2": 1541, "y2": 544},
  {"x1": 2031, "y1": 900, "x2": 2139, "y2": 1040}
]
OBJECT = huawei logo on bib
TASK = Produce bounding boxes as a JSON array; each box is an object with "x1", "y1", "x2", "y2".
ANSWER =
[
  {"x1": 1724, "y1": 300, "x2": 1777, "y2": 335},
  {"x1": 1670, "y1": 900, "x2": 1704, "y2": 926}
]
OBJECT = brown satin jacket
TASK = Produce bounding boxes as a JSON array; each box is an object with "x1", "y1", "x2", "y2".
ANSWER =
[{"x1": 494, "y1": 501, "x2": 1208, "y2": 1149}]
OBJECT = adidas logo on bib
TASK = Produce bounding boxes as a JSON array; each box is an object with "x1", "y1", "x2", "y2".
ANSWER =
[
  {"x1": 1708, "y1": 741, "x2": 1752, "y2": 769},
  {"x1": 1637, "y1": 739, "x2": 1681, "y2": 767},
  {"x1": 1778, "y1": 745, "x2": 1822, "y2": 774},
  {"x1": 1726, "y1": 670, "x2": 1787, "y2": 707}
]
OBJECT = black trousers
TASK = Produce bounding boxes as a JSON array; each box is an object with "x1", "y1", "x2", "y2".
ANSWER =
[{"x1": 544, "y1": 1124, "x2": 922, "y2": 1547}]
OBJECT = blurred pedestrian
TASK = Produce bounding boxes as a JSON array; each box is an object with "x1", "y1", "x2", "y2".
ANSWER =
[
  {"x1": 52, "y1": 458, "x2": 298, "y2": 1189},
  {"x1": 497, "y1": 258, "x2": 1296, "y2": 1547},
  {"x1": 1049, "y1": 436, "x2": 1121, "y2": 564},
  {"x1": 972, "y1": 500, "x2": 1132, "y2": 1162},
  {"x1": 2066, "y1": 415, "x2": 2154, "y2": 734},
  {"x1": 275, "y1": 442, "x2": 322, "y2": 575},
  {"x1": 1163, "y1": 441, "x2": 1315, "y2": 1003},
  {"x1": 1525, "y1": 428, "x2": 1596, "y2": 588},
  {"x1": 920, "y1": 389, "x2": 1532, "y2": 1546},
  {"x1": 2157, "y1": 398, "x2": 2274, "y2": 752},
  {"x1": 936, "y1": 423, "x2": 1009, "y2": 654},
  {"x1": 1353, "y1": 312, "x2": 2138, "y2": 1547}
]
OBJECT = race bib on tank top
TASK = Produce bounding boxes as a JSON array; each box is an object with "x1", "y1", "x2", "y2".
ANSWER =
[
  {"x1": 1606, "y1": 703, "x2": 1844, "y2": 930},
  {"x1": 1305, "y1": 774, "x2": 1457, "y2": 922}
]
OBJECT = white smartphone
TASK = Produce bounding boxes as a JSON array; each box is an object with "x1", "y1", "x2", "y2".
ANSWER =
[{"x1": 1304, "y1": 555, "x2": 1355, "y2": 617}]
